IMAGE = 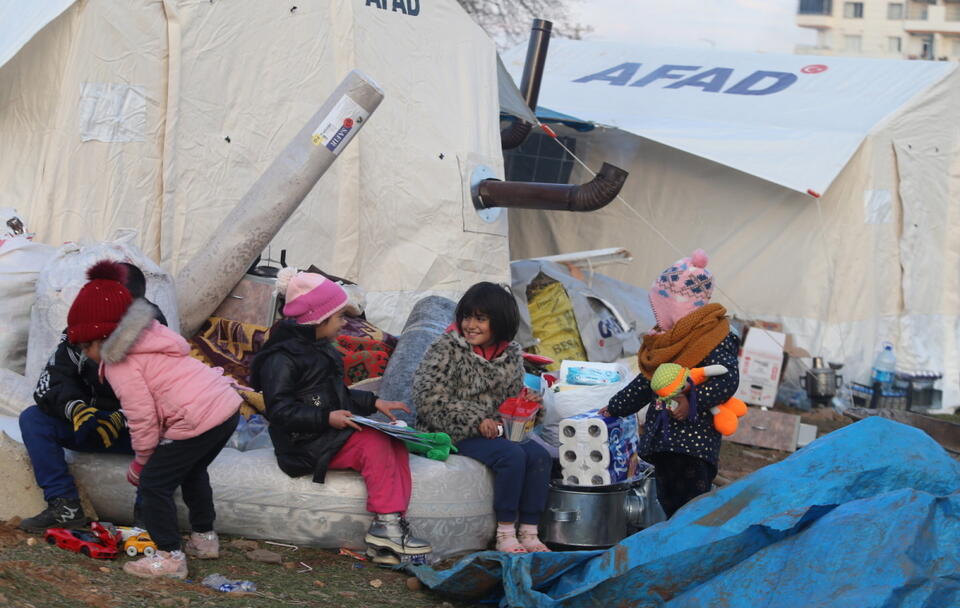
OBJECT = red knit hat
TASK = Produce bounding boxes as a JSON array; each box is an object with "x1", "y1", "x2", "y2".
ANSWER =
[{"x1": 67, "y1": 260, "x2": 133, "y2": 344}]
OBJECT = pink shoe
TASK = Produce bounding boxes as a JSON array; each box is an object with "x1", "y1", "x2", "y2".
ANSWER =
[
  {"x1": 495, "y1": 529, "x2": 527, "y2": 554},
  {"x1": 122, "y1": 550, "x2": 188, "y2": 579},
  {"x1": 185, "y1": 531, "x2": 219, "y2": 559},
  {"x1": 518, "y1": 529, "x2": 551, "y2": 553}
]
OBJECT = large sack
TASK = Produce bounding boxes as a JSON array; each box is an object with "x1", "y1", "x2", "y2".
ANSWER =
[
  {"x1": 540, "y1": 380, "x2": 631, "y2": 447},
  {"x1": 70, "y1": 448, "x2": 494, "y2": 559},
  {"x1": 511, "y1": 260, "x2": 649, "y2": 365},
  {"x1": 25, "y1": 230, "x2": 179, "y2": 386},
  {"x1": 0, "y1": 370, "x2": 35, "y2": 417},
  {"x1": 0, "y1": 236, "x2": 55, "y2": 374}
]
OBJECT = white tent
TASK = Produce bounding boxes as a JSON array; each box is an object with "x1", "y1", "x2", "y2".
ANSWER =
[
  {"x1": 0, "y1": 0, "x2": 520, "y2": 333},
  {"x1": 504, "y1": 40, "x2": 960, "y2": 411}
]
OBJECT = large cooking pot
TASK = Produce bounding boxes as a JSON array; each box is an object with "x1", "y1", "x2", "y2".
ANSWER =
[{"x1": 539, "y1": 472, "x2": 664, "y2": 548}]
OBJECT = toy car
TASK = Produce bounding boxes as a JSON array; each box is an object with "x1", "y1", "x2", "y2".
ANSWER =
[
  {"x1": 123, "y1": 531, "x2": 157, "y2": 557},
  {"x1": 44, "y1": 521, "x2": 121, "y2": 559}
]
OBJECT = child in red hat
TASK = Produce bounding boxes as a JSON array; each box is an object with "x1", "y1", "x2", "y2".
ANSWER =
[{"x1": 67, "y1": 260, "x2": 242, "y2": 579}]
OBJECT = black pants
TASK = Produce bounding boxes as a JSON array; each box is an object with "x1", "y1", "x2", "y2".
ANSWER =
[
  {"x1": 139, "y1": 412, "x2": 239, "y2": 551},
  {"x1": 647, "y1": 452, "x2": 716, "y2": 518}
]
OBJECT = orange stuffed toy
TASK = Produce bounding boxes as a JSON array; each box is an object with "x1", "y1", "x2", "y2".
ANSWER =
[{"x1": 650, "y1": 363, "x2": 747, "y2": 436}]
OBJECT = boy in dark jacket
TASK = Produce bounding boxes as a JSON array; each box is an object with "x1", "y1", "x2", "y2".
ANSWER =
[
  {"x1": 250, "y1": 268, "x2": 431, "y2": 562},
  {"x1": 18, "y1": 263, "x2": 166, "y2": 531}
]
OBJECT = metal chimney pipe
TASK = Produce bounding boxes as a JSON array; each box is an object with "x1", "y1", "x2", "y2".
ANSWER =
[
  {"x1": 501, "y1": 19, "x2": 553, "y2": 150},
  {"x1": 176, "y1": 70, "x2": 384, "y2": 336},
  {"x1": 475, "y1": 162, "x2": 628, "y2": 212}
]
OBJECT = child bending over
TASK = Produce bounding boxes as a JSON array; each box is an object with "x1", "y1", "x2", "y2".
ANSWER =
[{"x1": 68, "y1": 261, "x2": 241, "y2": 579}]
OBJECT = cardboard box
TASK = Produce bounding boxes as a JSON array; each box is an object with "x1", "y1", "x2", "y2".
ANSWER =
[{"x1": 735, "y1": 327, "x2": 786, "y2": 407}]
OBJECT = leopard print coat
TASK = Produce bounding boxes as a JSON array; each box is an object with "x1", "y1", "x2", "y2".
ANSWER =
[{"x1": 413, "y1": 331, "x2": 524, "y2": 444}]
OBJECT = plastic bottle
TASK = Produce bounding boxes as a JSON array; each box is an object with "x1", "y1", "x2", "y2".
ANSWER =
[
  {"x1": 202, "y1": 573, "x2": 257, "y2": 593},
  {"x1": 870, "y1": 344, "x2": 896, "y2": 391}
]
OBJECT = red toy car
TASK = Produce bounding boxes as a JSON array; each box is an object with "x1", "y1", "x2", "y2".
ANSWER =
[{"x1": 44, "y1": 522, "x2": 121, "y2": 559}]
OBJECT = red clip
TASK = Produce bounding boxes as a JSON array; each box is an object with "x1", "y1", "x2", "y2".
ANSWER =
[
  {"x1": 806, "y1": 189, "x2": 821, "y2": 198},
  {"x1": 540, "y1": 123, "x2": 558, "y2": 138}
]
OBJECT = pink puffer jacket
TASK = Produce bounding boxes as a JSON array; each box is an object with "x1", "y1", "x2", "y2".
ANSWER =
[{"x1": 101, "y1": 300, "x2": 242, "y2": 464}]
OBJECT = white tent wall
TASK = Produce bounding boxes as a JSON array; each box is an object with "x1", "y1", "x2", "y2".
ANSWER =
[
  {"x1": 508, "y1": 76, "x2": 960, "y2": 411},
  {"x1": 0, "y1": 0, "x2": 509, "y2": 334}
]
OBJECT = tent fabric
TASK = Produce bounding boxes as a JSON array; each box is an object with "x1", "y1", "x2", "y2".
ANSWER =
[
  {"x1": 501, "y1": 39, "x2": 956, "y2": 195},
  {"x1": 507, "y1": 60, "x2": 960, "y2": 410},
  {"x1": 0, "y1": 0, "x2": 76, "y2": 70},
  {"x1": 411, "y1": 418, "x2": 960, "y2": 607},
  {"x1": 496, "y1": 54, "x2": 537, "y2": 124},
  {"x1": 0, "y1": 0, "x2": 510, "y2": 335}
]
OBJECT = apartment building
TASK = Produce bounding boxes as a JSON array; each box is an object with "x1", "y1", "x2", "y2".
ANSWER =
[{"x1": 797, "y1": 0, "x2": 960, "y2": 60}]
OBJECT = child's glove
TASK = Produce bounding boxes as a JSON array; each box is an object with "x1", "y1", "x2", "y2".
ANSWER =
[
  {"x1": 73, "y1": 405, "x2": 127, "y2": 449},
  {"x1": 126, "y1": 461, "x2": 144, "y2": 486}
]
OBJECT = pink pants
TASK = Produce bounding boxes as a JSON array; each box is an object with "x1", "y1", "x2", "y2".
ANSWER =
[{"x1": 328, "y1": 429, "x2": 412, "y2": 514}]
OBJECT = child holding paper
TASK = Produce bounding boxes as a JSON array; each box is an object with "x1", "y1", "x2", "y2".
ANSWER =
[
  {"x1": 250, "y1": 268, "x2": 431, "y2": 560},
  {"x1": 413, "y1": 282, "x2": 551, "y2": 553}
]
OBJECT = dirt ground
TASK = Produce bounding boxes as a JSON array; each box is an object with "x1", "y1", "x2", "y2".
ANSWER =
[
  {"x1": 0, "y1": 527, "x2": 475, "y2": 608},
  {"x1": 717, "y1": 405, "x2": 853, "y2": 485}
]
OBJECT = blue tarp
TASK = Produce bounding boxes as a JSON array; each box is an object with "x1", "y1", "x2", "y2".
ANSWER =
[{"x1": 411, "y1": 418, "x2": 960, "y2": 607}]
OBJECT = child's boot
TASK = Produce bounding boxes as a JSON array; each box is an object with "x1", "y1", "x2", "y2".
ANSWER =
[
  {"x1": 185, "y1": 530, "x2": 219, "y2": 559},
  {"x1": 18, "y1": 497, "x2": 88, "y2": 532},
  {"x1": 517, "y1": 524, "x2": 551, "y2": 553},
  {"x1": 365, "y1": 513, "x2": 432, "y2": 557},
  {"x1": 122, "y1": 549, "x2": 188, "y2": 579}
]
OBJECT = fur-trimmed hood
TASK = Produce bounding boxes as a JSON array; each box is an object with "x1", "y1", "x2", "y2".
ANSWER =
[{"x1": 102, "y1": 299, "x2": 186, "y2": 364}]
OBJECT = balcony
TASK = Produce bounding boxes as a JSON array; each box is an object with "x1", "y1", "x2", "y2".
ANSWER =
[{"x1": 905, "y1": 4, "x2": 960, "y2": 32}]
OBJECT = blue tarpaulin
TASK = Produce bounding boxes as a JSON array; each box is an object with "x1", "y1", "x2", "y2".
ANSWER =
[{"x1": 411, "y1": 418, "x2": 960, "y2": 607}]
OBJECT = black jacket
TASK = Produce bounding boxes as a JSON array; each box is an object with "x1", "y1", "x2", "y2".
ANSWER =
[
  {"x1": 249, "y1": 321, "x2": 377, "y2": 483},
  {"x1": 34, "y1": 302, "x2": 168, "y2": 421}
]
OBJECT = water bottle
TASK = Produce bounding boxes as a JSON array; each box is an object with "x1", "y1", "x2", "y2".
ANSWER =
[
  {"x1": 871, "y1": 344, "x2": 896, "y2": 391},
  {"x1": 202, "y1": 573, "x2": 257, "y2": 593}
]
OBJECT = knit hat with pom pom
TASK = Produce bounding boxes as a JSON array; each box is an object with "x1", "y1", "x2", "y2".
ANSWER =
[
  {"x1": 649, "y1": 249, "x2": 715, "y2": 332},
  {"x1": 67, "y1": 260, "x2": 133, "y2": 344},
  {"x1": 276, "y1": 267, "x2": 348, "y2": 325}
]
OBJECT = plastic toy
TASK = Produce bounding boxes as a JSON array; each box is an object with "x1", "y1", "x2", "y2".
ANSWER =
[
  {"x1": 123, "y1": 530, "x2": 157, "y2": 557},
  {"x1": 44, "y1": 521, "x2": 121, "y2": 559},
  {"x1": 650, "y1": 363, "x2": 747, "y2": 436}
]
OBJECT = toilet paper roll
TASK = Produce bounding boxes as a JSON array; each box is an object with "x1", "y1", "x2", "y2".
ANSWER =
[
  {"x1": 561, "y1": 464, "x2": 611, "y2": 487},
  {"x1": 559, "y1": 415, "x2": 613, "y2": 444},
  {"x1": 559, "y1": 440, "x2": 612, "y2": 469}
]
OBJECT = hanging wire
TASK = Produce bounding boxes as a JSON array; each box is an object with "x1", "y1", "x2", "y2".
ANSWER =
[{"x1": 538, "y1": 123, "x2": 854, "y2": 389}]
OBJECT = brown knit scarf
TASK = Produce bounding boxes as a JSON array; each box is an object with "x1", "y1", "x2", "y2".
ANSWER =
[{"x1": 638, "y1": 303, "x2": 730, "y2": 380}]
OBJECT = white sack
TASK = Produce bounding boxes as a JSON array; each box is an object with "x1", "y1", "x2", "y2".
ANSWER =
[
  {"x1": 541, "y1": 381, "x2": 630, "y2": 447},
  {"x1": 25, "y1": 230, "x2": 179, "y2": 386},
  {"x1": 0, "y1": 369, "x2": 35, "y2": 418},
  {"x1": 0, "y1": 236, "x2": 55, "y2": 373}
]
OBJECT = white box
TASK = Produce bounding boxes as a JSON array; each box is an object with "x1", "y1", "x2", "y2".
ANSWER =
[{"x1": 734, "y1": 328, "x2": 785, "y2": 407}]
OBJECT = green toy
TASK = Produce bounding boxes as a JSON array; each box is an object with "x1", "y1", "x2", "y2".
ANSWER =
[{"x1": 402, "y1": 432, "x2": 458, "y2": 462}]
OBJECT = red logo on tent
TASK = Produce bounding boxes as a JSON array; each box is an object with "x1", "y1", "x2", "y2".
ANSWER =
[
  {"x1": 343, "y1": 118, "x2": 354, "y2": 128},
  {"x1": 801, "y1": 64, "x2": 828, "y2": 74}
]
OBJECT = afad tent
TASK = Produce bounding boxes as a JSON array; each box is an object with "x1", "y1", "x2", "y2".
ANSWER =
[
  {"x1": 504, "y1": 39, "x2": 960, "y2": 411},
  {"x1": 0, "y1": 0, "x2": 528, "y2": 333}
]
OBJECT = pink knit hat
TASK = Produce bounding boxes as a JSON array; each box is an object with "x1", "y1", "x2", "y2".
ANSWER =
[
  {"x1": 649, "y1": 249, "x2": 714, "y2": 332},
  {"x1": 276, "y1": 267, "x2": 348, "y2": 325}
]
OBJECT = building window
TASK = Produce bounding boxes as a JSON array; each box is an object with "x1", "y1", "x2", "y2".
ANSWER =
[
  {"x1": 844, "y1": 1, "x2": 864, "y2": 17},
  {"x1": 844, "y1": 34, "x2": 863, "y2": 51},
  {"x1": 907, "y1": 3, "x2": 929, "y2": 19},
  {"x1": 915, "y1": 33, "x2": 935, "y2": 58},
  {"x1": 888, "y1": 2, "x2": 904, "y2": 18},
  {"x1": 953, "y1": 37, "x2": 960, "y2": 56},
  {"x1": 799, "y1": 0, "x2": 833, "y2": 15},
  {"x1": 503, "y1": 130, "x2": 577, "y2": 185},
  {"x1": 888, "y1": 36, "x2": 903, "y2": 52},
  {"x1": 817, "y1": 29, "x2": 833, "y2": 48}
]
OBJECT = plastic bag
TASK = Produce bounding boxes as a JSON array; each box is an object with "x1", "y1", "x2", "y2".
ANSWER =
[
  {"x1": 540, "y1": 380, "x2": 629, "y2": 447},
  {"x1": 0, "y1": 236, "x2": 55, "y2": 373},
  {"x1": 226, "y1": 414, "x2": 272, "y2": 452}
]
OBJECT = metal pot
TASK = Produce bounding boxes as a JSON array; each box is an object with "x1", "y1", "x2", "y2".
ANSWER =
[
  {"x1": 539, "y1": 472, "x2": 664, "y2": 548},
  {"x1": 801, "y1": 357, "x2": 843, "y2": 406}
]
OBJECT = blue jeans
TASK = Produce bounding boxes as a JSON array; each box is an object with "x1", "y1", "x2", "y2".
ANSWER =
[
  {"x1": 19, "y1": 405, "x2": 134, "y2": 502},
  {"x1": 456, "y1": 437, "x2": 552, "y2": 525}
]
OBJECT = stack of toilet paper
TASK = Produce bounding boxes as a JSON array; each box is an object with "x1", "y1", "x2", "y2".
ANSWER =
[{"x1": 559, "y1": 409, "x2": 642, "y2": 487}]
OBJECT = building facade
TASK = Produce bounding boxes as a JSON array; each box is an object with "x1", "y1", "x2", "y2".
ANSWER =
[{"x1": 797, "y1": 0, "x2": 960, "y2": 60}]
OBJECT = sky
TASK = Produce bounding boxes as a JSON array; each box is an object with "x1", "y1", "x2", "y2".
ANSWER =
[{"x1": 568, "y1": 0, "x2": 816, "y2": 54}]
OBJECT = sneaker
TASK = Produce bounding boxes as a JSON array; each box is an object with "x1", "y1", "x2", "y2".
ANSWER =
[
  {"x1": 184, "y1": 530, "x2": 219, "y2": 559},
  {"x1": 18, "y1": 498, "x2": 88, "y2": 532},
  {"x1": 365, "y1": 513, "x2": 432, "y2": 556},
  {"x1": 122, "y1": 550, "x2": 188, "y2": 579}
]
